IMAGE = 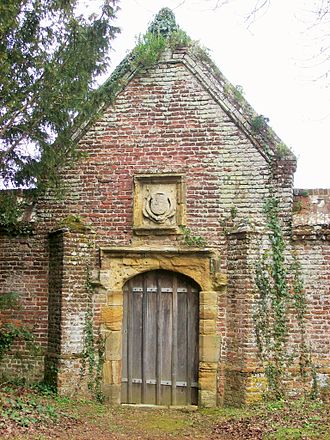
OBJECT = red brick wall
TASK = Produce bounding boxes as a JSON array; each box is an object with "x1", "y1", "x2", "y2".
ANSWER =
[
  {"x1": 293, "y1": 238, "x2": 330, "y2": 376},
  {"x1": 0, "y1": 232, "x2": 48, "y2": 380}
]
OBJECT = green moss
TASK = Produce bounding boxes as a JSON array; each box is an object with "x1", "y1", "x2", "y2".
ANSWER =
[
  {"x1": 132, "y1": 32, "x2": 167, "y2": 70},
  {"x1": 143, "y1": 414, "x2": 189, "y2": 433},
  {"x1": 57, "y1": 214, "x2": 89, "y2": 232},
  {"x1": 276, "y1": 142, "x2": 291, "y2": 158},
  {"x1": 266, "y1": 426, "x2": 319, "y2": 439},
  {"x1": 147, "y1": 7, "x2": 178, "y2": 36}
]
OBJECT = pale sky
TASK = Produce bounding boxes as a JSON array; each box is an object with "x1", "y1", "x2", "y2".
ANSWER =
[{"x1": 87, "y1": 0, "x2": 330, "y2": 189}]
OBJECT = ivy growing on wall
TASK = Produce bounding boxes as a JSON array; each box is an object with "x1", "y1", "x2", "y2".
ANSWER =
[
  {"x1": 0, "y1": 292, "x2": 34, "y2": 363},
  {"x1": 291, "y1": 253, "x2": 318, "y2": 398},
  {"x1": 254, "y1": 198, "x2": 316, "y2": 400},
  {"x1": 180, "y1": 225, "x2": 207, "y2": 247}
]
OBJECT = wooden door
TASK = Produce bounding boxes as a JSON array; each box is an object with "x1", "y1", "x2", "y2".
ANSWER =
[{"x1": 121, "y1": 270, "x2": 199, "y2": 406}]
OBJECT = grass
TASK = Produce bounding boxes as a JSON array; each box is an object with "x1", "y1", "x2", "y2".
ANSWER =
[{"x1": 0, "y1": 383, "x2": 329, "y2": 439}]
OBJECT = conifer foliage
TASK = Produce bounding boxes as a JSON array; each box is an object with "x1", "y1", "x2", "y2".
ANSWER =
[{"x1": 0, "y1": 0, "x2": 119, "y2": 191}]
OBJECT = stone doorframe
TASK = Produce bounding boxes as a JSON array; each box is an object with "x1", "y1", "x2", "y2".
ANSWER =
[{"x1": 97, "y1": 247, "x2": 227, "y2": 407}]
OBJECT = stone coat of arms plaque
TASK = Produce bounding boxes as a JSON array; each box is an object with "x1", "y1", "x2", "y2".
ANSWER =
[{"x1": 133, "y1": 174, "x2": 185, "y2": 234}]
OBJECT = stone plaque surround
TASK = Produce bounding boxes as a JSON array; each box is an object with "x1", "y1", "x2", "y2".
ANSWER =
[
  {"x1": 133, "y1": 173, "x2": 185, "y2": 235},
  {"x1": 98, "y1": 247, "x2": 226, "y2": 407}
]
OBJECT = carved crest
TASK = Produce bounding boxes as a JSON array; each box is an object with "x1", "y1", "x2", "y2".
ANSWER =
[{"x1": 143, "y1": 189, "x2": 176, "y2": 224}]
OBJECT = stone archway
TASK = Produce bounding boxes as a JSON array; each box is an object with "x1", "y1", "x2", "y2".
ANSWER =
[{"x1": 98, "y1": 247, "x2": 226, "y2": 407}]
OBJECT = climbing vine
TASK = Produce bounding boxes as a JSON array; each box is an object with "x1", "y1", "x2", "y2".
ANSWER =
[
  {"x1": 254, "y1": 198, "x2": 315, "y2": 400},
  {"x1": 0, "y1": 292, "x2": 34, "y2": 362},
  {"x1": 291, "y1": 254, "x2": 318, "y2": 398}
]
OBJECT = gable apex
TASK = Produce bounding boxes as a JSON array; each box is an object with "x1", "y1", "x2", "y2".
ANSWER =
[
  {"x1": 147, "y1": 7, "x2": 178, "y2": 37},
  {"x1": 75, "y1": 8, "x2": 296, "y2": 168}
]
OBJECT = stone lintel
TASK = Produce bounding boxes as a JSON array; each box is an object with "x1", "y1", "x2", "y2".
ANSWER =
[{"x1": 100, "y1": 247, "x2": 212, "y2": 259}]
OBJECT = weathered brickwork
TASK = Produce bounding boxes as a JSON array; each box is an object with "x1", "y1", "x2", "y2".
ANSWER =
[
  {"x1": 0, "y1": 43, "x2": 329, "y2": 406},
  {"x1": 292, "y1": 190, "x2": 330, "y2": 398},
  {"x1": 0, "y1": 232, "x2": 48, "y2": 380},
  {"x1": 46, "y1": 228, "x2": 102, "y2": 396},
  {"x1": 37, "y1": 51, "x2": 279, "y2": 249}
]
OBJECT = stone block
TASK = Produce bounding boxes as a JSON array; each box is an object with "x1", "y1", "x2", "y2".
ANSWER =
[
  {"x1": 103, "y1": 359, "x2": 121, "y2": 385},
  {"x1": 199, "y1": 389, "x2": 217, "y2": 407},
  {"x1": 105, "y1": 331, "x2": 122, "y2": 361},
  {"x1": 200, "y1": 334, "x2": 220, "y2": 363},
  {"x1": 199, "y1": 319, "x2": 217, "y2": 335},
  {"x1": 102, "y1": 384, "x2": 121, "y2": 405},
  {"x1": 107, "y1": 291, "x2": 124, "y2": 306},
  {"x1": 245, "y1": 374, "x2": 267, "y2": 403},
  {"x1": 212, "y1": 273, "x2": 228, "y2": 290},
  {"x1": 101, "y1": 306, "x2": 123, "y2": 331},
  {"x1": 199, "y1": 368, "x2": 217, "y2": 392},
  {"x1": 200, "y1": 290, "x2": 218, "y2": 307},
  {"x1": 199, "y1": 361, "x2": 218, "y2": 371},
  {"x1": 200, "y1": 304, "x2": 217, "y2": 320},
  {"x1": 99, "y1": 270, "x2": 111, "y2": 287}
]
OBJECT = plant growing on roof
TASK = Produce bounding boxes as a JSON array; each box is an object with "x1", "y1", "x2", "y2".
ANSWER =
[{"x1": 251, "y1": 115, "x2": 270, "y2": 134}]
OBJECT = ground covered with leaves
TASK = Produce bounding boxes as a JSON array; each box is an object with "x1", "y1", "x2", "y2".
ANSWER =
[{"x1": 0, "y1": 384, "x2": 329, "y2": 439}]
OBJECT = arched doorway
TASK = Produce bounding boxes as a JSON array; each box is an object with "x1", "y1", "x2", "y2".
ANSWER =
[{"x1": 121, "y1": 270, "x2": 200, "y2": 406}]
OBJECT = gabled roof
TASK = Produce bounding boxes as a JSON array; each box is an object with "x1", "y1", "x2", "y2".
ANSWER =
[{"x1": 74, "y1": 8, "x2": 296, "y2": 168}]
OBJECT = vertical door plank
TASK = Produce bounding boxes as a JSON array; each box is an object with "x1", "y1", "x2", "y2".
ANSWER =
[
  {"x1": 121, "y1": 285, "x2": 128, "y2": 403},
  {"x1": 177, "y1": 285, "x2": 187, "y2": 406},
  {"x1": 127, "y1": 280, "x2": 133, "y2": 404},
  {"x1": 145, "y1": 272, "x2": 157, "y2": 404},
  {"x1": 131, "y1": 281, "x2": 143, "y2": 403},
  {"x1": 160, "y1": 272, "x2": 173, "y2": 405},
  {"x1": 156, "y1": 275, "x2": 162, "y2": 405},
  {"x1": 186, "y1": 284, "x2": 192, "y2": 405},
  {"x1": 141, "y1": 274, "x2": 147, "y2": 404},
  {"x1": 171, "y1": 274, "x2": 178, "y2": 405}
]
